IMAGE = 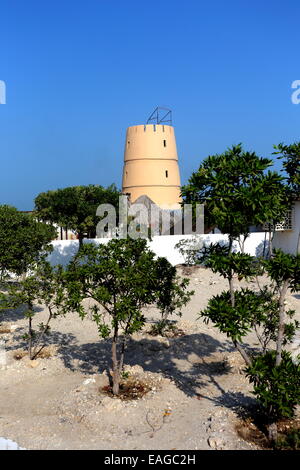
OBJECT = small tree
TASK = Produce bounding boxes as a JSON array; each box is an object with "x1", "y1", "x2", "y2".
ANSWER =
[
  {"x1": 34, "y1": 184, "x2": 121, "y2": 249},
  {"x1": 175, "y1": 236, "x2": 204, "y2": 266},
  {"x1": 181, "y1": 144, "x2": 288, "y2": 254},
  {"x1": 67, "y1": 238, "x2": 192, "y2": 395},
  {"x1": 0, "y1": 205, "x2": 56, "y2": 279},
  {"x1": 200, "y1": 246, "x2": 265, "y2": 365},
  {"x1": 273, "y1": 142, "x2": 300, "y2": 253},
  {"x1": 7, "y1": 260, "x2": 69, "y2": 360},
  {"x1": 200, "y1": 246, "x2": 300, "y2": 442},
  {"x1": 263, "y1": 250, "x2": 300, "y2": 367}
]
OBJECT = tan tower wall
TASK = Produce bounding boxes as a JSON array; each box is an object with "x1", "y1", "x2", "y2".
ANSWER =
[{"x1": 122, "y1": 124, "x2": 182, "y2": 209}]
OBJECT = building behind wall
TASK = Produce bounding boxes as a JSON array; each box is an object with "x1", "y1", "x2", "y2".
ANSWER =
[{"x1": 273, "y1": 200, "x2": 300, "y2": 254}]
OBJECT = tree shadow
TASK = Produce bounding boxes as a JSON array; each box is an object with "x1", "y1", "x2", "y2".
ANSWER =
[
  {"x1": 197, "y1": 386, "x2": 257, "y2": 418},
  {"x1": 0, "y1": 304, "x2": 44, "y2": 323},
  {"x1": 4, "y1": 318, "x2": 257, "y2": 417},
  {"x1": 55, "y1": 331, "x2": 253, "y2": 400},
  {"x1": 5, "y1": 329, "x2": 78, "y2": 355}
]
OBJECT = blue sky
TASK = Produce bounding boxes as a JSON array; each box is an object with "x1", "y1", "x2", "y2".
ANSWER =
[{"x1": 0, "y1": 0, "x2": 299, "y2": 210}]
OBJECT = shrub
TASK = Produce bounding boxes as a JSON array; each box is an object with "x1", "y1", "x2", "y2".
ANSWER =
[{"x1": 246, "y1": 350, "x2": 300, "y2": 421}]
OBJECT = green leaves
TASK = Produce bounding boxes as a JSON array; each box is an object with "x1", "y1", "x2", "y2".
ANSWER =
[
  {"x1": 34, "y1": 184, "x2": 121, "y2": 241},
  {"x1": 67, "y1": 238, "x2": 192, "y2": 338},
  {"x1": 273, "y1": 142, "x2": 300, "y2": 198},
  {"x1": 246, "y1": 351, "x2": 300, "y2": 420},
  {"x1": 7, "y1": 259, "x2": 69, "y2": 358},
  {"x1": 181, "y1": 144, "x2": 288, "y2": 237},
  {"x1": 264, "y1": 249, "x2": 300, "y2": 292},
  {"x1": 200, "y1": 288, "x2": 273, "y2": 343},
  {"x1": 0, "y1": 205, "x2": 56, "y2": 278},
  {"x1": 200, "y1": 243, "x2": 258, "y2": 280},
  {"x1": 66, "y1": 238, "x2": 193, "y2": 394}
]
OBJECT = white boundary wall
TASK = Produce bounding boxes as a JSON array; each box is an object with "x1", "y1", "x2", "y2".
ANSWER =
[{"x1": 47, "y1": 232, "x2": 267, "y2": 267}]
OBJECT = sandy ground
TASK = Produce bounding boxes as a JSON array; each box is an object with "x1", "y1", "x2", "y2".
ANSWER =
[{"x1": 0, "y1": 266, "x2": 299, "y2": 450}]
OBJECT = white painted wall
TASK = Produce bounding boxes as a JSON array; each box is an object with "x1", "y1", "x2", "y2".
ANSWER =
[
  {"x1": 47, "y1": 232, "x2": 268, "y2": 267},
  {"x1": 273, "y1": 201, "x2": 300, "y2": 255},
  {"x1": 46, "y1": 203, "x2": 300, "y2": 266}
]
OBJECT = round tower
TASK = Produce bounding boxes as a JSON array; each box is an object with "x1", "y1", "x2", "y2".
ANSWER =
[{"x1": 122, "y1": 123, "x2": 182, "y2": 209}]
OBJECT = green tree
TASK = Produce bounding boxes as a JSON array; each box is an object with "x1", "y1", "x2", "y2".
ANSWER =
[
  {"x1": 0, "y1": 205, "x2": 56, "y2": 279},
  {"x1": 273, "y1": 142, "x2": 300, "y2": 198},
  {"x1": 34, "y1": 184, "x2": 121, "y2": 249},
  {"x1": 181, "y1": 144, "x2": 288, "y2": 253},
  {"x1": 273, "y1": 142, "x2": 300, "y2": 253},
  {"x1": 199, "y1": 245, "x2": 300, "y2": 443},
  {"x1": 67, "y1": 238, "x2": 192, "y2": 395},
  {"x1": 264, "y1": 249, "x2": 300, "y2": 366},
  {"x1": 7, "y1": 260, "x2": 69, "y2": 359},
  {"x1": 183, "y1": 143, "x2": 299, "y2": 444}
]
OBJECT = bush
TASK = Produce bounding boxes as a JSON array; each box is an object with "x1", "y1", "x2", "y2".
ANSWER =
[{"x1": 246, "y1": 350, "x2": 300, "y2": 421}]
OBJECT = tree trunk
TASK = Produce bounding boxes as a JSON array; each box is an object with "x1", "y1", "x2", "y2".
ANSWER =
[
  {"x1": 78, "y1": 234, "x2": 84, "y2": 251},
  {"x1": 28, "y1": 315, "x2": 33, "y2": 360},
  {"x1": 234, "y1": 340, "x2": 252, "y2": 366},
  {"x1": 112, "y1": 325, "x2": 120, "y2": 395},
  {"x1": 262, "y1": 231, "x2": 267, "y2": 258},
  {"x1": 228, "y1": 236, "x2": 234, "y2": 254},
  {"x1": 229, "y1": 276, "x2": 235, "y2": 308},
  {"x1": 268, "y1": 422, "x2": 278, "y2": 444},
  {"x1": 229, "y1": 269, "x2": 252, "y2": 366},
  {"x1": 32, "y1": 309, "x2": 53, "y2": 360},
  {"x1": 238, "y1": 235, "x2": 246, "y2": 254},
  {"x1": 268, "y1": 227, "x2": 275, "y2": 259},
  {"x1": 275, "y1": 280, "x2": 289, "y2": 367},
  {"x1": 119, "y1": 336, "x2": 126, "y2": 373}
]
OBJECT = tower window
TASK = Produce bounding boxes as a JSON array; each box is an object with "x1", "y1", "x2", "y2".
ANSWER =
[
  {"x1": 163, "y1": 139, "x2": 166, "y2": 147},
  {"x1": 127, "y1": 141, "x2": 130, "y2": 147},
  {"x1": 165, "y1": 170, "x2": 168, "y2": 178}
]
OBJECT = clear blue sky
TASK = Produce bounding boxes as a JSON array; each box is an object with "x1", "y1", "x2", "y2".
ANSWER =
[{"x1": 0, "y1": 0, "x2": 299, "y2": 210}]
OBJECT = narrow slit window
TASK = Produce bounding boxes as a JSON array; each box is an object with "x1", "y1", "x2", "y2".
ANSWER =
[
  {"x1": 127, "y1": 141, "x2": 130, "y2": 147},
  {"x1": 163, "y1": 139, "x2": 166, "y2": 147},
  {"x1": 165, "y1": 170, "x2": 168, "y2": 178}
]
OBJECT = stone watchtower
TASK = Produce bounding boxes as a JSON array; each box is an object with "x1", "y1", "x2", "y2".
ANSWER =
[{"x1": 122, "y1": 108, "x2": 182, "y2": 209}]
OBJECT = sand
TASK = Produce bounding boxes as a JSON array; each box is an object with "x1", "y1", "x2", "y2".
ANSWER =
[{"x1": 0, "y1": 266, "x2": 299, "y2": 450}]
